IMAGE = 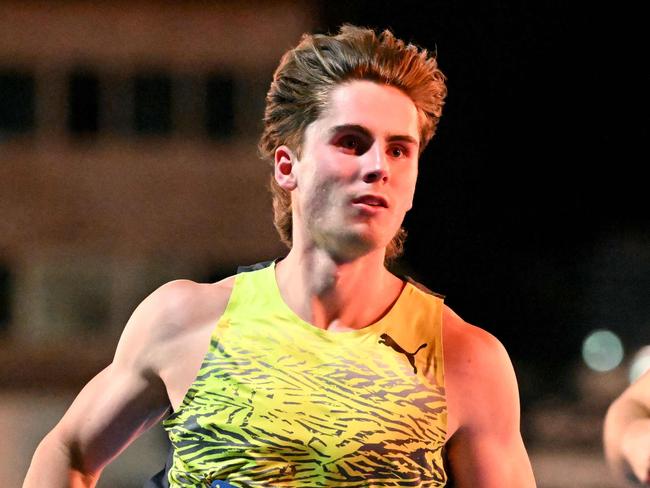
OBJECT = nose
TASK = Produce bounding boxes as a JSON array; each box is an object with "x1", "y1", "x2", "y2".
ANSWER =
[{"x1": 361, "y1": 144, "x2": 388, "y2": 184}]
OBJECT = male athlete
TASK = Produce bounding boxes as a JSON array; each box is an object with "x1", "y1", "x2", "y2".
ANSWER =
[{"x1": 24, "y1": 25, "x2": 536, "y2": 487}]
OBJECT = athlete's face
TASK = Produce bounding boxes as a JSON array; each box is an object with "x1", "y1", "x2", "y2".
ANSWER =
[{"x1": 276, "y1": 80, "x2": 420, "y2": 260}]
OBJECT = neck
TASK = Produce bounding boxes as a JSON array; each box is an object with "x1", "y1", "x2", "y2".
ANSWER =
[{"x1": 275, "y1": 244, "x2": 403, "y2": 331}]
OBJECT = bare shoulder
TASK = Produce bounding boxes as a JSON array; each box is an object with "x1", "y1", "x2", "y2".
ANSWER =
[
  {"x1": 442, "y1": 304, "x2": 521, "y2": 436},
  {"x1": 442, "y1": 305, "x2": 512, "y2": 374},
  {"x1": 114, "y1": 274, "x2": 237, "y2": 370},
  {"x1": 135, "y1": 275, "x2": 236, "y2": 338}
]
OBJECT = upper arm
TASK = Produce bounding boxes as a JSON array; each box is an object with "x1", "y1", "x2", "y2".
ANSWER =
[
  {"x1": 53, "y1": 362, "x2": 170, "y2": 476},
  {"x1": 443, "y1": 308, "x2": 536, "y2": 487},
  {"x1": 39, "y1": 280, "x2": 198, "y2": 477}
]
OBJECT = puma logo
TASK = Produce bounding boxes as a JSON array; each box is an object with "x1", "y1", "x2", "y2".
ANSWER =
[{"x1": 378, "y1": 333, "x2": 427, "y2": 374}]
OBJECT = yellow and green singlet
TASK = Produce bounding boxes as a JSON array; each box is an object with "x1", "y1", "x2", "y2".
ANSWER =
[{"x1": 163, "y1": 262, "x2": 447, "y2": 487}]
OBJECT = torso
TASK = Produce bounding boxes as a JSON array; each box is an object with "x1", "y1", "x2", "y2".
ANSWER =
[
  {"x1": 155, "y1": 263, "x2": 448, "y2": 487},
  {"x1": 156, "y1": 278, "x2": 467, "y2": 442}
]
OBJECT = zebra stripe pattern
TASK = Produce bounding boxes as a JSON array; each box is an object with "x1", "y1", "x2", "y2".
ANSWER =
[{"x1": 163, "y1": 265, "x2": 447, "y2": 487}]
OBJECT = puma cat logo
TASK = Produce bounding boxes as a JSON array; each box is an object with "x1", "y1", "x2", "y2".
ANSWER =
[{"x1": 378, "y1": 333, "x2": 427, "y2": 374}]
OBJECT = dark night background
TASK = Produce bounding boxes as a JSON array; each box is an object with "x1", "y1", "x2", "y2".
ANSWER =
[{"x1": 320, "y1": 1, "x2": 649, "y2": 404}]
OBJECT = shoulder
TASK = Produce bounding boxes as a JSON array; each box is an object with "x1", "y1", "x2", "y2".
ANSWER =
[
  {"x1": 137, "y1": 276, "x2": 236, "y2": 333},
  {"x1": 442, "y1": 305, "x2": 521, "y2": 433},
  {"x1": 113, "y1": 275, "x2": 237, "y2": 368},
  {"x1": 442, "y1": 305, "x2": 511, "y2": 372}
]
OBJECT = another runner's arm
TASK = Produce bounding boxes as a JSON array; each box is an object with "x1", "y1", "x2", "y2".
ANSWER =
[
  {"x1": 443, "y1": 309, "x2": 537, "y2": 487},
  {"x1": 22, "y1": 280, "x2": 195, "y2": 488},
  {"x1": 604, "y1": 369, "x2": 650, "y2": 485}
]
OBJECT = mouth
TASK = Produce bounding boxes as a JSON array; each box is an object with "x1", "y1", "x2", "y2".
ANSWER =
[{"x1": 351, "y1": 194, "x2": 389, "y2": 208}]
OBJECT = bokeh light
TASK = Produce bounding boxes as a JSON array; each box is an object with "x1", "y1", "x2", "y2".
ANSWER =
[{"x1": 581, "y1": 329, "x2": 624, "y2": 372}]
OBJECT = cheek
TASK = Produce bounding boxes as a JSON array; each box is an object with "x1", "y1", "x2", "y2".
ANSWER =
[
  {"x1": 305, "y1": 162, "x2": 353, "y2": 202},
  {"x1": 301, "y1": 156, "x2": 349, "y2": 187},
  {"x1": 397, "y1": 172, "x2": 418, "y2": 209},
  {"x1": 301, "y1": 178, "x2": 341, "y2": 218}
]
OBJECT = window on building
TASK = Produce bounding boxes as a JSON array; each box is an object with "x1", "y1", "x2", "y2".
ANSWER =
[
  {"x1": 103, "y1": 75, "x2": 132, "y2": 136},
  {"x1": 37, "y1": 258, "x2": 112, "y2": 335},
  {"x1": 133, "y1": 72, "x2": 173, "y2": 135},
  {"x1": 0, "y1": 70, "x2": 35, "y2": 135},
  {"x1": 205, "y1": 73, "x2": 235, "y2": 139},
  {"x1": 0, "y1": 263, "x2": 11, "y2": 334},
  {"x1": 67, "y1": 70, "x2": 101, "y2": 135}
]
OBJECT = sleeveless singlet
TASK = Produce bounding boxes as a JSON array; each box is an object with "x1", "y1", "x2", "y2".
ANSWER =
[{"x1": 162, "y1": 262, "x2": 447, "y2": 487}]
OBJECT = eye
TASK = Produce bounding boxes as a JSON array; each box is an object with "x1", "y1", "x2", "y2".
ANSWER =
[
  {"x1": 389, "y1": 145, "x2": 408, "y2": 158},
  {"x1": 336, "y1": 134, "x2": 370, "y2": 155},
  {"x1": 339, "y1": 135, "x2": 359, "y2": 151}
]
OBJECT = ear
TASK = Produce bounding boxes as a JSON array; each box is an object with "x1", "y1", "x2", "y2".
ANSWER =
[{"x1": 274, "y1": 145, "x2": 298, "y2": 191}]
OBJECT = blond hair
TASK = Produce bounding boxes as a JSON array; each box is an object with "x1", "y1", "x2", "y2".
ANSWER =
[{"x1": 259, "y1": 24, "x2": 447, "y2": 260}]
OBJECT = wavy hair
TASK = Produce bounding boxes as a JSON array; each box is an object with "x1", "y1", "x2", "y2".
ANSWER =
[{"x1": 258, "y1": 24, "x2": 447, "y2": 261}]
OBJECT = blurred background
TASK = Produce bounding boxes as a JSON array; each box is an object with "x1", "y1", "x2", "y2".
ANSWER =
[{"x1": 1, "y1": 1, "x2": 647, "y2": 486}]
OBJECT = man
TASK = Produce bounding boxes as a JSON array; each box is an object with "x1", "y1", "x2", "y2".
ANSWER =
[
  {"x1": 24, "y1": 24, "x2": 536, "y2": 487},
  {"x1": 604, "y1": 369, "x2": 650, "y2": 485}
]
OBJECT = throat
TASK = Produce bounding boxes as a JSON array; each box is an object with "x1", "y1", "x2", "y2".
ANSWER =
[{"x1": 278, "y1": 250, "x2": 403, "y2": 331}]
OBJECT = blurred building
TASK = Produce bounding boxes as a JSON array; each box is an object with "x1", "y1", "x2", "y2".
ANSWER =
[
  {"x1": 0, "y1": 1, "x2": 314, "y2": 485},
  {"x1": 0, "y1": 0, "x2": 318, "y2": 349}
]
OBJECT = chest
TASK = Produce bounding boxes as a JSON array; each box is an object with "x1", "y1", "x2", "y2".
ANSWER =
[
  {"x1": 170, "y1": 325, "x2": 445, "y2": 453},
  {"x1": 164, "y1": 317, "x2": 448, "y2": 486}
]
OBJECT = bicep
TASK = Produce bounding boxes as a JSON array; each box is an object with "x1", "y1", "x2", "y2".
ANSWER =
[
  {"x1": 446, "y1": 424, "x2": 535, "y2": 487},
  {"x1": 26, "y1": 280, "x2": 204, "y2": 485},
  {"x1": 444, "y1": 317, "x2": 535, "y2": 487},
  {"x1": 446, "y1": 369, "x2": 535, "y2": 488},
  {"x1": 53, "y1": 362, "x2": 170, "y2": 476}
]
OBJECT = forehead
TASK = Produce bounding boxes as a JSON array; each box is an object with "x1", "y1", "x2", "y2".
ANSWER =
[{"x1": 310, "y1": 80, "x2": 419, "y2": 142}]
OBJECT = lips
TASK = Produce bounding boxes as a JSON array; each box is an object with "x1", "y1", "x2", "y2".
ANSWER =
[{"x1": 352, "y1": 194, "x2": 388, "y2": 208}]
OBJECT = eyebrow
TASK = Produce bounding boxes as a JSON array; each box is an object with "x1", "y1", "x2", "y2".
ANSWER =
[{"x1": 328, "y1": 124, "x2": 419, "y2": 147}]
